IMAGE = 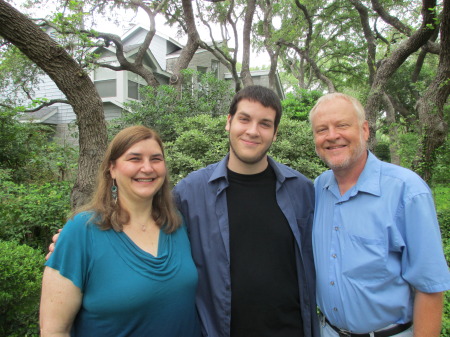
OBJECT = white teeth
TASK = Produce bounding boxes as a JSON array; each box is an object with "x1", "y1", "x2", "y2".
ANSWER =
[{"x1": 136, "y1": 178, "x2": 154, "y2": 182}]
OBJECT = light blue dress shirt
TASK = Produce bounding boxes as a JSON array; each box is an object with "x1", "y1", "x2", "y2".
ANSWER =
[{"x1": 313, "y1": 151, "x2": 450, "y2": 333}]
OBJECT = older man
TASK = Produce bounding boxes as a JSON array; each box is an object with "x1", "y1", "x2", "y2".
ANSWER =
[{"x1": 309, "y1": 93, "x2": 450, "y2": 337}]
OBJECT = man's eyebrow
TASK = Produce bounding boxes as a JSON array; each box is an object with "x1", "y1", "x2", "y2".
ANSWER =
[{"x1": 261, "y1": 118, "x2": 274, "y2": 123}]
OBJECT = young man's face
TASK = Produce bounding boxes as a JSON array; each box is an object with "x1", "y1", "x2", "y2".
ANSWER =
[
  {"x1": 225, "y1": 99, "x2": 277, "y2": 174},
  {"x1": 311, "y1": 98, "x2": 369, "y2": 174}
]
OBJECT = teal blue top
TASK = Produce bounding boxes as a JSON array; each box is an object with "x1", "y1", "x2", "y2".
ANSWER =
[{"x1": 46, "y1": 212, "x2": 200, "y2": 337}]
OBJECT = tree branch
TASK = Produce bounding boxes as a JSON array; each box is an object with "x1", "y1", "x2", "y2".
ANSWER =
[
  {"x1": 371, "y1": 0, "x2": 412, "y2": 36},
  {"x1": 294, "y1": 0, "x2": 313, "y2": 52},
  {"x1": 24, "y1": 99, "x2": 70, "y2": 112},
  {"x1": 280, "y1": 40, "x2": 336, "y2": 92},
  {"x1": 349, "y1": 0, "x2": 377, "y2": 84}
]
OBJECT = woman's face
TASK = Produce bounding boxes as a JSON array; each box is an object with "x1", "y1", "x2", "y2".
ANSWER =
[{"x1": 109, "y1": 138, "x2": 166, "y2": 205}]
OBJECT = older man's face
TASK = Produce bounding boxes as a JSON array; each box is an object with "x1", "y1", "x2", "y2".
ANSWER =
[{"x1": 311, "y1": 98, "x2": 369, "y2": 174}]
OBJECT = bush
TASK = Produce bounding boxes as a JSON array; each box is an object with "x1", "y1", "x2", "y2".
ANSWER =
[
  {"x1": 0, "y1": 109, "x2": 79, "y2": 184},
  {"x1": 434, "y1": 184, "x2": 450, "y2": 239},
  {"x1": 282, "y1": 88, "x2": 322, "y2": 121},
  {"x1": 0, "y1": 171, "x2": 72, "y2": 253},
  {"x1": 374, "y1": 142, "x2": 391, "y2": 163},
  {"x1": 442, "y1": 236, "x2": 450, "y2": 336},
  {"x1": 433, "y1": 184, "x2": 450, "y2": 336},
  {"x1": 166, "y1": 115, "x2": 228, "y2": 183},
  {"x1": 432, "y1": 137, "x2": 450, "y2": 185},
  {"x1": 0, "y1": 240, "x2": 44, "y2": 337},
  {"x1": 397, "y1": 132, "x2": 419, "y2": 170},
  {"x1": 443, "y1": 263, "x2": 450, "y2": 337},
  {"x1": 270, "y1": 118, "x2": 327, "y2": 180}
]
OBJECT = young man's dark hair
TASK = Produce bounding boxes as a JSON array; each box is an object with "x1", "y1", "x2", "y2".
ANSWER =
[{"x1": 228, "y1": 85, "x2": 282, "y2": 130}]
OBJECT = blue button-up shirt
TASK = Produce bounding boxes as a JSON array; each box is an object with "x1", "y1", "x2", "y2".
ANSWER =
[
  {"x1": 173, "y1": 155, "x2": 319, "y2": 337},
  {"x1": 313, "y1": 151, "x2": 450, "y2": 333}
]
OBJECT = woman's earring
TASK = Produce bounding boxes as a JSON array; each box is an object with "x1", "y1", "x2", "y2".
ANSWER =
[{"x1": 111, "y1": 179, "x2": 118, "y2": 204}]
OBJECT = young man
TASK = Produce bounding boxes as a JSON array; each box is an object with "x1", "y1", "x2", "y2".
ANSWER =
[
  {"x1": 173, "y1": 85, "x2": 318, "y2": 337},
  {"x1": 309, "y1": 93, "x2": 450, "y2": 337}
]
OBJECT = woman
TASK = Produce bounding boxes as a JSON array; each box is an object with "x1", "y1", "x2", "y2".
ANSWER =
[{"x1": 40, "y1": 126, "x2": 200, "y2": 337}]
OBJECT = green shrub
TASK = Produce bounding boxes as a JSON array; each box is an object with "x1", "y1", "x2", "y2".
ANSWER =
[
  {"x1": 0, "y1": 109, "x2": 78, "y2": 184},
  {"x1": 0, "y1": 240, "x2": 44, "y2": 337},
  {"x1": 439, "y1": 209, "x2": 450, "y2": 242},
  {"x1": 282, "y1": 88, "x2": 322, "y2": 121},
  {"x1": 397, "y1": 132, "x2": 419, "y2": 170},
  {"x1": 166, "y1": 115, "x2": 228, "y2": 183},
  {"x1": 434, "y1": 184, "x2": 450, "y2": 336},
  {"x1": 270, "y1": 118, "x2": 327, "y2": 180},
  {"x1": 374, "y1": 142, "x2": 391, "y2": 163},
  {"x1": 432, "y1": 137, "x2": 450, "y2": 185},
  {"x1": 442, "y1": 237, "x2": 450, "y2": 337},
  {"x1": 434, "y1": 184, "x2": 450, "y2": 241},
  {"x1": 0, "y1": 172, "x2": 72, "y2": 253}
]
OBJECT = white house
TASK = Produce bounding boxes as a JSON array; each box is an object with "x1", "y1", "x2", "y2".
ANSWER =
[{"x1": 21, "y1": 25, "x2": 284, "y2": 141}]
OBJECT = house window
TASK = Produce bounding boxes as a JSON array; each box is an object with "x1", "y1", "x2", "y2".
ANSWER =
[
  {"x1": 128, "y1": 73, "x2": 145, "y2": 100},
  {"x1": 197, "y1": 66, "x2": 208, "y2": 94},
  {"x1": 94, "y1": 67, "x2": 117, "y2": 98},
  {"x1": 95, "y1": 80, "x2": 116, "y2": 97},
  {"x1": 128, "y1": 81, "x2": 143, "y2": 100},
  {"x1": 211, "y1": 60, "x2": 219, "y2": 78},
  {"x1": 197, "y1": 66, "x2": 208, "y2": 75}
]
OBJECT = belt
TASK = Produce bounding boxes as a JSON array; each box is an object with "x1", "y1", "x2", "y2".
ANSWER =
[{"x1": 325, "y1": 317, "x2": 412, "y2": 337}]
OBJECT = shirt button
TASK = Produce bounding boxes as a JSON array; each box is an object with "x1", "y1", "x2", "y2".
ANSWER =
[
  {"x1": 330, "y1": 281, "x2": 335, "y2": 285},
  {"x1": 334, "y1": 226, "x2": 339, "y2": 231},
  {"x1": 332, "y1": 254, "x2": 337, "y2": 258},
  {"x1": 333, "y1": 307, "x2": 338, "y2": 312}
]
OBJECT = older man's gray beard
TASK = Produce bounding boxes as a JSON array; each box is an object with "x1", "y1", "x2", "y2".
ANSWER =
[{"x1": 316, "y1": 135, "x2": 367, "y2": 171}]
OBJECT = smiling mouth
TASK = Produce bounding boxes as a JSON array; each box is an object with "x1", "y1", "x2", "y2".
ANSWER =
[
  {"x1": 241, "y1": 139, "x2": 259, "y2": 145},
  {"x1": 327, "y1": 145, "x2": 346, "y2": 150},
  {"x1": 135, "y1": 178, "x2": 156, "y2": 182}
]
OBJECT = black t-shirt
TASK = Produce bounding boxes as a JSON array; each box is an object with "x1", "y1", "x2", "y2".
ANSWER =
[{"x1": 227, "y1": 166, "x2": 304, "y2": 337}]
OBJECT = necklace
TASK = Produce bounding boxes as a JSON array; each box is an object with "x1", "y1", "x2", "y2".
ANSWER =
[{"x1": 140, "y1": 219, "x2": 155, "y2": 232}]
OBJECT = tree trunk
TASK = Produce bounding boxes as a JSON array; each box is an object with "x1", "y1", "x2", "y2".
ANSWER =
[
  {"x1": 413, "y1": 0, "x2": 450, "y2": 182},
  {"x1": 382, "y1": 93, "x2": 400, "y2": 165},
  {"x1": 0, "y1": 0, "x2": 107, "y2": 209},
  {"x1": 168, "y1": 0, "x2": 201, "y2": 91},
  {"x1": 261, "y1": 0, "x2": 280, "y2": 92},
  {"x1": 240, "y1": 0, "x2": 255, "y2": 87}
]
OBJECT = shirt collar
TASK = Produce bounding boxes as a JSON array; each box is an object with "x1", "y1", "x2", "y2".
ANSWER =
[
  {"x1": 323, "y1": 151, "x2": 381, "y2": 197},
  {"x1": 208, "y1": 154, "x2": 230, "y2": 184},
  {"x1": 267, "y1": 156, "x2": 297, "y2": 183},
  {"x1": 356, "y1": 151, "x2": 381, "y2": 196}
]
